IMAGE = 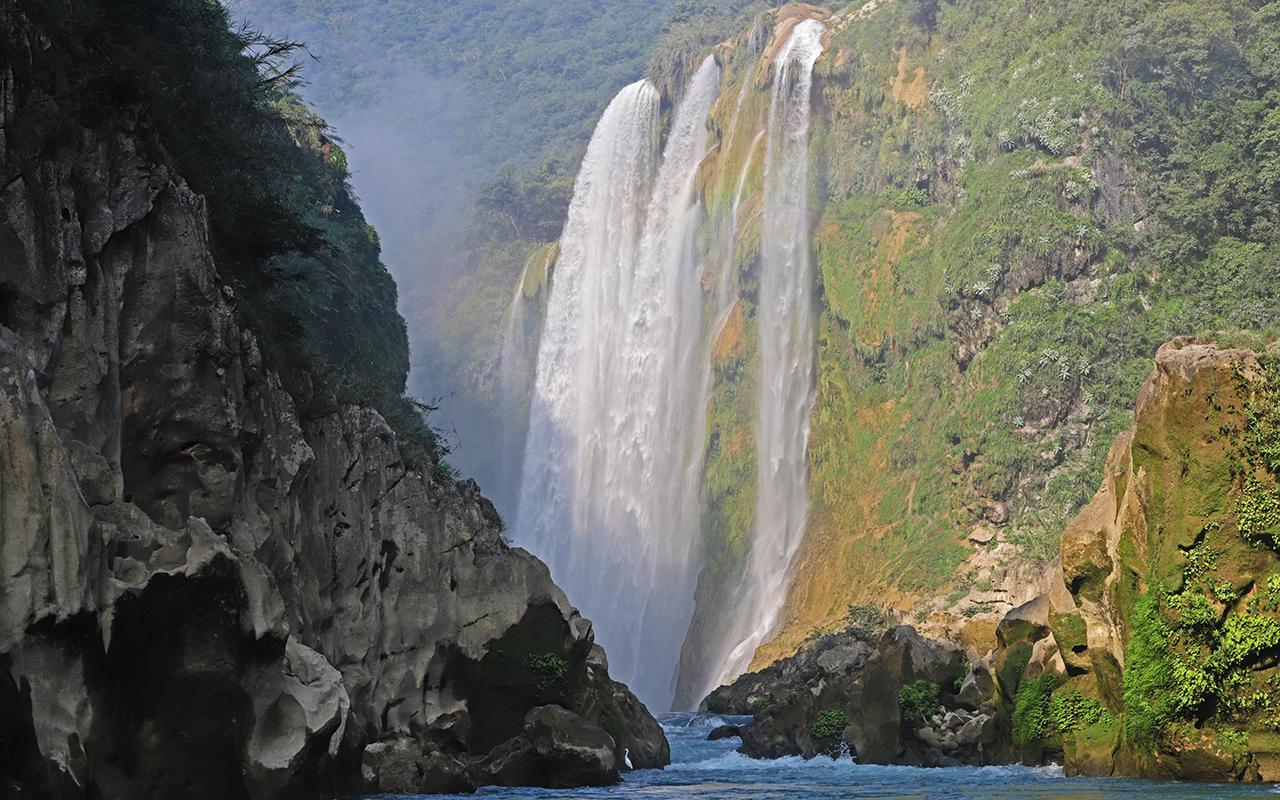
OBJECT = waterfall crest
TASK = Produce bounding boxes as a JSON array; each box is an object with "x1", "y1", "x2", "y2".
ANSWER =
[
  {"x1": 516, "y1": 58, "x2": 721, "y2": 710},
  {"x1": 711, "y1": 17, "x2": 826, "y2": 690}
]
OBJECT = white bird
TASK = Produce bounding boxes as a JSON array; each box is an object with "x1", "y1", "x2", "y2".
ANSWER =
[{"x1": 623, "y1": 748, "x2": 633, "y2": 770}]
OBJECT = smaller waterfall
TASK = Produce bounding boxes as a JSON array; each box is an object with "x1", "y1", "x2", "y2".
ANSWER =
[
  {"x1": 498, "y1": 277, "x2": 526, "y2": 509},
  {"x1": 714, "y1": 18, "x2": 826, "y2": 688}
]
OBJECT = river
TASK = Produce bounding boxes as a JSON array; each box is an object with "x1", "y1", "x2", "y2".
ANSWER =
[{"x1": 360, "y1": 713, "x2": 1280, "y2": 799}]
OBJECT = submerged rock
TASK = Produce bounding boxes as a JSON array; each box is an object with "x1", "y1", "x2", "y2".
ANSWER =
[{"x1": 707, "y1": 724, "x2": 741, "y2": 741}]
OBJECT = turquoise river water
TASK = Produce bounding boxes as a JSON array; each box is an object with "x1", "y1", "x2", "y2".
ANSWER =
[{"x1": 363, "y1": 713, "x2": 1280, "y2": 800}]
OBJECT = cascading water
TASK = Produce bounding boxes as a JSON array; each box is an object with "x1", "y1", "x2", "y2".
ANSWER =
[
  {"x1": 515, "y1": 58, "x2": 721, "y2": 710},
  {"x1": 712, "y1": 18, "x2": 826, "y2": 690}
]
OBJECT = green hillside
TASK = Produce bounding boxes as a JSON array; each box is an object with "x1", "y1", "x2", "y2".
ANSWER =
[{"x1": 708, "y1": 0, "x2": 1280, "y2": 661}]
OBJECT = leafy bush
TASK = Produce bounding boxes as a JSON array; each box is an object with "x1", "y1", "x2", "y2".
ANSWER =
[
  {"x1": 898, "y1": 680, "x2": 941, "y2": 728},
  {"x1": 524, "y1": 652, "x2": 569, "y2": 691},
  {"x1": 810, "y1": 708, "x2": 846, "y2": 739}
]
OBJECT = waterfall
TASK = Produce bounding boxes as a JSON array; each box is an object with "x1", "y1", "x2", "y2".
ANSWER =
[
  {"x1": 714, "y1": 18, "x2": 825, "y2": 688},
  {"x1": 516, "y1": 58, "x2": 721, "y2": 710}
]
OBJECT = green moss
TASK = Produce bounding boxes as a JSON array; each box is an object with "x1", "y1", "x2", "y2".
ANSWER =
[
  {"x1": 998, "y1": 644, "x2": 1034, "y2": 698},
  {"x1": 1051, "y1": 612, "x2": 1088, "y2": 656},
  {"x1": 1012, "y1": 675, "x2": 1061, "y2": 748}
]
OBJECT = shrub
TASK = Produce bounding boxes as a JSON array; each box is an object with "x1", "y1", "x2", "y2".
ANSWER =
[
  {"x1": 524, "y1": 653, "x2": 569, "y2": 691},
  {"x1": 898, "y1": 680, "x2": 941, "y2": 728},
  {"x1": 1012, "y1": 675, "x2": 1060, "y2": 747},
  {"x1": 810, "y1": 709, "x2": 846, "y2": 739}
]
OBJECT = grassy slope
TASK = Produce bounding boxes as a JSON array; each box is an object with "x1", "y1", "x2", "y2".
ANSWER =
[{"x1": 706, "y1": 0, "x2": 1280, "y2": 666}]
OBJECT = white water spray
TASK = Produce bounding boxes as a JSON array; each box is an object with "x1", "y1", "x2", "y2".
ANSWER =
[
  {"x1": 516, "y1": 58, "x2": 721, "y2": 709},
  {"x1": 715, "y1": 18, "x2": 826, "y2": 687}
]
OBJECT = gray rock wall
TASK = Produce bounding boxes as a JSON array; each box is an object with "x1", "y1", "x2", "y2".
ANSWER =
[{"x1": 0, "y1": 3, "x2": 665, "y2": 796}]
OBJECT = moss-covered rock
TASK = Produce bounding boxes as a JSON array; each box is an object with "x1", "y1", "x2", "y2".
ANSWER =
[{"x1": 1050, "y1": 339, "x2": 1280, "y2": 779}]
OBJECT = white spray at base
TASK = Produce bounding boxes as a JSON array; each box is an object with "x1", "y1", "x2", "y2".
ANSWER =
[
  {"x1": 515, "y1": 58, "x2": 721, "y2": 710},
  {"x1": 713, "y1": 18, "x2": 826, "y2": 689}
]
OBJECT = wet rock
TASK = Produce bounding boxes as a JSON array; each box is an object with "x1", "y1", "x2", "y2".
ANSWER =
[
  {"x1": 418, "y1": 752, "x2": 476, "y2": 794},
  {"x1": 525, "y1": 705, "x2": 620, "y2": 788},
  {"x1": 707, "y1": 724, "x2": 741, "y2": 740}
]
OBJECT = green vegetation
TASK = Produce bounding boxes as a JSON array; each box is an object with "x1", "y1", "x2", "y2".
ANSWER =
[
  {"x1": 1012, "y1": 675, "x2": 1060, "y2": 748},
  {"x1": 1238, "y1": 356, "x2": 1280, "y2": 547},
  {"x1": 773, "y1": 0, "x2": 1280, "y2": 612},
  {"x1": 15, "y1": 0, "x2": 453, "y2": 466},
  {"x1": 844, "y1": 605, "x2": 891, "y2": 642},
  {"x1": 810, "y1": 708, "x2": 846, "y2": 739},
  {"x1": 524, "y1": 652, "x2": 570, "y2": 692},
  {"x1": 1049, "y1": 689, "x2": 1109, "y2": 733},
  {"x1": 235, "y1": 0, "x2": 672, "y2": 174},
  {"x1": 1103, "y1": 354, "x2": 1280, "y2": 755},
  {"x1": 898, "y1": 680, "x2": 941, "y2": 728}
]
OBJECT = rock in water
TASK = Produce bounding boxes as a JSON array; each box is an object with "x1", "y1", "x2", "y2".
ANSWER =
[
  {"x1": 525, "y1": 705, "x2": 620, "y2": 788},
  {"x1": 707, "y1": 725, "x2": 741, "y2": 741}
]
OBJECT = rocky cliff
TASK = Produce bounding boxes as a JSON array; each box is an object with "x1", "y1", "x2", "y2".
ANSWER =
[
  {"x1": 703, "y1": 338, "x2": 1280, "y2": 779},
  {"x1": 0, "y1": 2, "x2": 666, "y2": 797},
  {"x1": 1049, "y1": 338, "x2": 1280, "y2": 779}
]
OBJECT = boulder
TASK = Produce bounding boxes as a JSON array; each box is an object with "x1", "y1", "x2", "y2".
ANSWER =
[
  {"x1": 475, "y1": 735, "x2": 543, "y2": 788},
  {"x1": 816, "y1": 643, "x2": 872, "y2": 676},
  {"x1": 844, "y1": 626, "x2": 953, "y2": 765},
  {"x1": 524, "y1": 705, "x2": 620, "y2": 788},
  {"x1": 418, "y1": 753, "x2": 476, "y2": 795},
  {"x1": 707, "y1": 724, "x2": 741, "y2": 741},
  {"x1": 955, "y1": 658, "x2": 996, "y2": 710}
]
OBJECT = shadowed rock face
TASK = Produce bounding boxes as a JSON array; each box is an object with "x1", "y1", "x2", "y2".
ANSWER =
[{"x1": 0, "y1": 2, "x2": 666, "y2": 796}]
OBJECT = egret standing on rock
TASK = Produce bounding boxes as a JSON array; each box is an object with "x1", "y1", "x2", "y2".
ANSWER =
[{"x1": 623, "y1": 748, "x2": 633, "y2": 770}]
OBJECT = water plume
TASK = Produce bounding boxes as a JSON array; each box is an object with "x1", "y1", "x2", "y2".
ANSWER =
[{"x1": 516, "y1": 58, "x2": 722, "y2": 709}]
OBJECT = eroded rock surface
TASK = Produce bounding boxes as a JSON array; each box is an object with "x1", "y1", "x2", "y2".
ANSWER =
[{"x1": 0, "y1": 2, "x2": 666, "y2": 796}]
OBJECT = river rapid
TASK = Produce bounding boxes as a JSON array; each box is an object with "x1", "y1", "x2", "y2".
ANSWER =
[{"x1": 360, "y1": 713, "x2": 1280, "y2": 800}]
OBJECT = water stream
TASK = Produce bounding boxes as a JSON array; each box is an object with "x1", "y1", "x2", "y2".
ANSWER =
[
  {"x1": 361, "y1": 714, "x2": 1277, "y2": 799},
  {"x1": 710, "y1": 16, "x2": 827, "y2": 693}
]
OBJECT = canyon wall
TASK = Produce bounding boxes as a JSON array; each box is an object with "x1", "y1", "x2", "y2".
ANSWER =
[
  {"x1": 705, "y1": 338, "x2": 1280, "y2": 779},
  {"x1": 0, "y1": 2, "x2": 664, "y2": 796}
]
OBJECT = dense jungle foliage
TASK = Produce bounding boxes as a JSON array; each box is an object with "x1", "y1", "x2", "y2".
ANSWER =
[{"x1": 10, "y1": 0, "x2": 449, "y2": 465}]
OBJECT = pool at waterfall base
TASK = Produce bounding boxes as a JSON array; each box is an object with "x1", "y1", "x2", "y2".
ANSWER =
[{"x1": 361, "y1": 713, "x2": 1280, "y2": 800}]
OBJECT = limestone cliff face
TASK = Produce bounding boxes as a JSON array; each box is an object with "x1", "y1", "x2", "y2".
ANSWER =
[
  {"x1": 1049, "y1": 339, "x2": 1280, "y2": 780},
  {"x1": 0, "y1": 3, "x2": 665, "y2": 797}
]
